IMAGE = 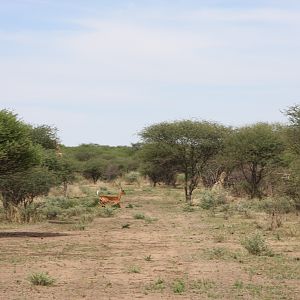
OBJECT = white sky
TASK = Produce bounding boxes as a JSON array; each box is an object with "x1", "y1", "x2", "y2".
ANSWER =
[{"x1": 1, "y1": 1, "x2": 299, "y2": 145}]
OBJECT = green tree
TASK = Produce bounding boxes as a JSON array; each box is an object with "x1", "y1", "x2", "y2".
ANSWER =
[
  {"x1": 281, "y1": 104, "x2": 300, "y2": 209},
  {"x1": 82, "y1": 159, "x2": 105, "y2": 184},
  {"x1": 139, "y1": 143, "x2": 178, "y2": 187},
  {"x1": 140, "y1": 120, "x2": 227, "y2": 203},
  {"x1": 0, "y1": 109, "x2": 39, "y2": 175},
  {"x1": 226, "y1": 123, "x2": 284, "y2": 198},
  {"x1": 42, "y1": 151, "x2": 76, "y2": 196},
  {"x1": 30, "y1": 125, "x2": 60, "y2": 150}
]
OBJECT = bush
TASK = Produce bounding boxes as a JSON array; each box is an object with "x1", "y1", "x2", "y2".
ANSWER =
[
  {"x1": 242, "y1": 232, "x2": 273, "y2": 256},
  {"x1": 259, "y1": 197, "x2": 296, "y2": 214},
  {"x1": 200, "y1": 190, "x2": 227, "y2": 210},
  {"x1": 124, "y1": 171, "x2": 140, "y2": 184},
  {"x1": 259, "y1": 197, "x2": 296, "y2": 229}
]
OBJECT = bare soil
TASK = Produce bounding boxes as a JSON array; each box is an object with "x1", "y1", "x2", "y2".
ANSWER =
[{"x1": 0, "y1": 187, "x2": 299, "y2": 299}]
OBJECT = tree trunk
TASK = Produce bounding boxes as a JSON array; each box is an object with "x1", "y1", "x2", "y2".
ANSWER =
[{"x1": 63, "y1": 182, "x2": 68, "y2": 197}]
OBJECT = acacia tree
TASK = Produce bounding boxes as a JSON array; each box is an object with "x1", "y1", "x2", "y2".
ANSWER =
[
  {"x1": 0, "y1": 110, "x2": 40, "y2": 175},
  {"x1": 30, "y1": 125, "x2": 60, "y2": 150},
  {"x1": 140, "y1": 120, "x2": 227, "y2": 203},
  {"x1": 225, "y1": 123, "x2": 284, "y2": 198}
]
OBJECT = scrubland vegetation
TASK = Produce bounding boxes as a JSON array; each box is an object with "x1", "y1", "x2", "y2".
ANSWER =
[{"x1": 0, "y1": 106, "x2": 299, "y2": 299}]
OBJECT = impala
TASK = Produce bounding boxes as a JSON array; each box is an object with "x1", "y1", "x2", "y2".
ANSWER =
[{"x1": 97, "y1": 189, "x2": 126, "y2": 208}]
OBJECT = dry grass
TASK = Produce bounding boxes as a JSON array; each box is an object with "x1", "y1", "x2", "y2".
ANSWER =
[{"x1": 0, "y1": 183, "x2": 299, "y2": 299}]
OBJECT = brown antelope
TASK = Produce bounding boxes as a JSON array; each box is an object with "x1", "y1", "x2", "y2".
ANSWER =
[{"x1": 97, "y1": 189, "x2": 125, "y2": 208}]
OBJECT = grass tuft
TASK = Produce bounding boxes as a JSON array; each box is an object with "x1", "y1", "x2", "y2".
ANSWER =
[{"x1": 28, "y1": 272, "x2": 55, "y2": 286}]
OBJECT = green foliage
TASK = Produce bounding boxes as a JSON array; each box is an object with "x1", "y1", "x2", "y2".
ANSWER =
[
  {"x1": 140, "y1": 120, "x2": 228, "y2": 202},
  {"x1": 64, "y1": 144, "x2": 139, "y2": 181},
  {"x1": 138, "y1": 143, "x2": 178, "y2": 187},
  {"x1": 30, "y1": 125, "x2": 59, "y2": 150},
  {"x1": 124, "y1": 171, "x2": 140, "y2": 184},
  {"x1": 0, "y1": 167, "x2": 56, "y2": 221},
  {"x1": 207, "y1": 247, "x2": 227, "y2": 259},
  {"x1": 28, "y1": 272, "x2": 55, "y2": 286},
  {"x1": 259, "y1": 197, "x2": 296, "y2": 214},
  {"x1": 82, "y1": 159, "x2": 105, "y2": 183},
  {"x1": 225, "y1": 123, "x2": 284, "y2": 198},
  {"x1": 242, "y1": 232, "x2": 273, "y2": 256},
  {"x1": 200, "y1": 190, "x2": 227, "y2": 210},
  {"x1": 97, "y1": 207, "x2": 116, "y2": 218},
  {"x1": 133, "y1": 213, "x2": 145, "y2": 220},
  {"x1": 146, "y1": 278, "x2": 165, "y2": 291},
  {"x1": 0, "y1": 109, "x2": 40, "y2": 176},
  {"x1": 182, "y1": 204, "x2": 195, "y2": 212},
  {"x1": 172, "y1": 279, "x2": 185, "y2": 294},
  {"x1": 284, "y1": 104, "x2": 300, "y2": 155}
]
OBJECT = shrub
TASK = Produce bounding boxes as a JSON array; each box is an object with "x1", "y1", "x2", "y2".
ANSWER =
[
  {"x1": 124, "y1": 171, "x2": 141, "y2": 184},
  {"x1": 200, "y1": 190, "x2": 227, "y2": 210},
  {"x1": 28, "y1": 272, "x2": 55, "y2": 286},
  {"x1": 242, "y1": 232, "x2": 273, "y2": 256},
  {"x1": 259, "y1": 197, "x2": 296, "y2": 229}
]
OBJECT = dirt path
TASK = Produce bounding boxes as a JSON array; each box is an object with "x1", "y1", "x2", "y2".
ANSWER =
[{"x1": 0, "y1": 188, "x2": 299, "y2": 299}]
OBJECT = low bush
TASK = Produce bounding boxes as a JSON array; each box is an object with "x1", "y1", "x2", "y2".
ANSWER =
[
  {"x1": 242, "y1": 232, "x2": 273, "y2": 256},
  {"x1": 199, "y1": 190, "x2": 227, "y2": 210},
  {"x1": 124, "y1": 171, "x2": 141, "y2": 184}
]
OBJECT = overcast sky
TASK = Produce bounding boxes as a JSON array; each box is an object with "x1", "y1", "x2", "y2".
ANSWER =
[{"x1": 1, "y1": 0, "x2": 300, "y2": 146}]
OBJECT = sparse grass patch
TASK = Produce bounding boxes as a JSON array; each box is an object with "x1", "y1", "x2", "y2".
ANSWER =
[
  {"x1": 28, "y1": 272, "x2": 55, "y2": 286},
  {"x1": 190, "y1": 279, "x2": 216, "y2": 295},
  {"x1": 70, "y1": 222, "x2": 86, "y2": 231},
  {"x1": 96, "y1": 207, "x2": 116, "y2": 218},
  {"x1": 122, "y1": 223, "x2": 130, "y2": 229},
  {"x1": 126, "y1": 203, "x2": 134, "y2": 209},
  {"x1": 144, "y1": 255, "x2": 152, "y2": 261},
  {"x1": 146, "y1": 278, "x2": 165, "y2": 292},
  {"x1": 206, "y1": 247, "x2": 227, "y2": 260},
  {"x1": 247, "y1": 256, "x2": 300, "y2": 280},
  {"x1": 144, "y1": 216, "x2": 158, "y2": 223},
  {"x1": 128, "y1": 265, "x2": 141, "y2": 274},
  {"x1": 172, "y1": 279, "x2": 185, "y2": 294},
  {"x1": 133, "y1": 213, "x2": 145, "y2": 220},
  {"x1": 213, "y1": 233, "x2": 226, "y2": 243},
  {"x1": 182, "y1": 205, "x2": 195, "y2": 212}
]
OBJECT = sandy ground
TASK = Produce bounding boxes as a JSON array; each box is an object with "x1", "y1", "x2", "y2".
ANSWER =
[{"x1": 0, "y1": 188, "x2": 299, "y2": 299}]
